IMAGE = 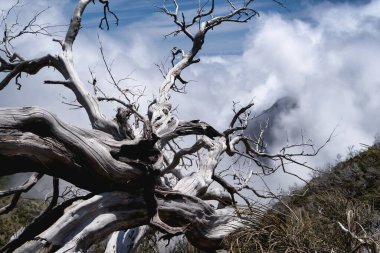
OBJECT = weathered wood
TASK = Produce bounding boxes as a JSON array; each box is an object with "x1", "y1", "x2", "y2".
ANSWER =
[
  {"x1": 0, "y1": 1, "x2": 294, "y2": 252},
  {"x1": 105, "y1": 226, "x2": 150, "y2": 253},
  {"x1": 174, "y1": 137, "x2": 226, "y2": 197},
  {"x1": 12, "y1": 191, "x2": 242, "y2": 252},
  {"x1": 0, "y1": 107, "x2": 141, "y2": 191}
]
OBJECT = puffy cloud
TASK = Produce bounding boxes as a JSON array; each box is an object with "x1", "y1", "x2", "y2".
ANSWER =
[
  {"x1": 176, "y1": 0, "x2": 380, "y2": 188},
  {"x1": 1, "y1": 0, "x2": 380, "y2": 192},
  {"x1": 0, "y1": 0, "x2": 165, "y2": 126}
]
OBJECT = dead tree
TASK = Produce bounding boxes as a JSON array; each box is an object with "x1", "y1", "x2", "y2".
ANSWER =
[{"x1": 0, "y1": 1, "x2": 327, "y2": 252}]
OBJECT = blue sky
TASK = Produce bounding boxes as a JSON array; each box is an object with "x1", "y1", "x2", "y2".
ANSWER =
[
  {"x1": 1, "y1": 0, "x2": 380, "y2": 190},
  {"x1": 78, "y1": 0, "x2": 375, "y2": 56}
]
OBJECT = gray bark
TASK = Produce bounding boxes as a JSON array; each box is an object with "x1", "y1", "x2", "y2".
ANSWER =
[{"x1": 0, "y1": 1, "x2": 312, "y2": 252}]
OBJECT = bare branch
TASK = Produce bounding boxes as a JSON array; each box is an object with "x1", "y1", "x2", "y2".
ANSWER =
[
  {"x1": 200, "y1": 187, "x2": 233, "y2": 208},
  {"x1": 1, "y1": 193, "x2": 95, "y2": 253},
  {"x1": 229, "y1": 101, "x2": 254, "y2": 129},
  {"x1": 157, "y1": 0, "x2": 258, "y2": 105},
  {"x1": 0, "y1": 54, "x2": 58, "y2": 90},
  {"x1": 0, "y1": 172, "x2": 43, "y2": 215},
  {"x1": 46, "y1": 177, "x2": 59, "y2": 212},
  {"x1": 98, "y1": 96, "x2": 145, "y2": 121},
  {"x1": 0, "y1": 172, "x2": 43, "y2": 198},
  {"x1": 62, "y1": 0, "x2": 92, "y2": 59},
  {"x1": 161, "y1": 138, "x2": 206, "y2": 175},
  {"x1": 160, "y1": 120, "x2": 222, "y2": 143},
  {"x1": 98, "y1": 0, "x2": 119, "y2": 30},
  {"x1": 98, "y1": 35, "x2": 134, "y2": 104}
]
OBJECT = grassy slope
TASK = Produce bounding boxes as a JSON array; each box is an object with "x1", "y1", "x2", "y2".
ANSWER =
[
  {"x1": 0, "y1": 175, "x2": 50, "y2": 247},
  {"x1": 226, "y1": 145, "x2": 380, "y2": 253},
  {"x1": 0, "y1": 197, "x2": 47, "y2": 247},
  {"x1": 290, "y1": 145, "x2": 380, "y2": 208}
]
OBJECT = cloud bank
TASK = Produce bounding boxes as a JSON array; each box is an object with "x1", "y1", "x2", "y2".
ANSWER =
[
  {"x1": 181, "y1": 0, "x2": 380, "y2": 175},
  {"x1": 1, "y1": 0, "x2": 380, "y2": 191}
]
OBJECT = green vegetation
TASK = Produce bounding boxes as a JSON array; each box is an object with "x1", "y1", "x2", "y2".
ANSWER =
[
  {"x1": 0, "y1": 197, "x2": 47, "y2": 247},
  {"x1": 0, "y1": 176, "x2": 10, "y2": 190},
  {"x1": 0, "y1": 176, "x2": 48, "y2": 247},
  {"x1": 225, "y1": 145, "x2": 380, "y2": 252}
]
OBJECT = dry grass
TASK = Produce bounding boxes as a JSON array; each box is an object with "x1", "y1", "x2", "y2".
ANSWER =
[
  {"x1": 225, "y1": 146, "x2": 380, "y2": 253},
  {"x1": 225, "y1": 191, "x2": 380, "y2": 253}
]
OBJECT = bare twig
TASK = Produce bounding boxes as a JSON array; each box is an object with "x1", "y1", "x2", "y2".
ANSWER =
[
  {"x1": 0, "y1": 173, "x2": 43, "y2": 215},
  {"x1": 98, "y1": 0, "x2": 119, "y2": 30}
]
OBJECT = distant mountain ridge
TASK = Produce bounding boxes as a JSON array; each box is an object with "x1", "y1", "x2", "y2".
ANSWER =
[{"x1": 245, "y1": 96, "x2": 298, "y2": 148}]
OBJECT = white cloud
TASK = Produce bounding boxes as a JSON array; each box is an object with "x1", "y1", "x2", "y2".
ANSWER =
[
  {"x1": 177, "y1": 0, "x2": 380, "y2": 187},
  {"x1": 0, "y1": 0, "x2": 165, "y2": 126},
  {"x1": 1, "y1": 0, "x2": 380, "y2": 192}
]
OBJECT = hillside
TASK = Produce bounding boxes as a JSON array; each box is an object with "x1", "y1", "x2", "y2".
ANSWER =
[
  {"x1": 0, "y1": 197, "x2": 47, "y2": 247},
  {"x1": 226, "y1": 145, "x2": 380, "y2": 252}
]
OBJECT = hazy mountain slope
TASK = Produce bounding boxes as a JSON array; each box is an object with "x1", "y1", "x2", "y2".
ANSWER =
[{"x1": 245, "y1": 96, "x2": 298, "y2": 148}]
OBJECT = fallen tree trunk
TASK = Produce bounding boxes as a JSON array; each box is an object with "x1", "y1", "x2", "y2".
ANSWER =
[{"x1": 9, "y1": 191, "x2": 242, "y2": 253}]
